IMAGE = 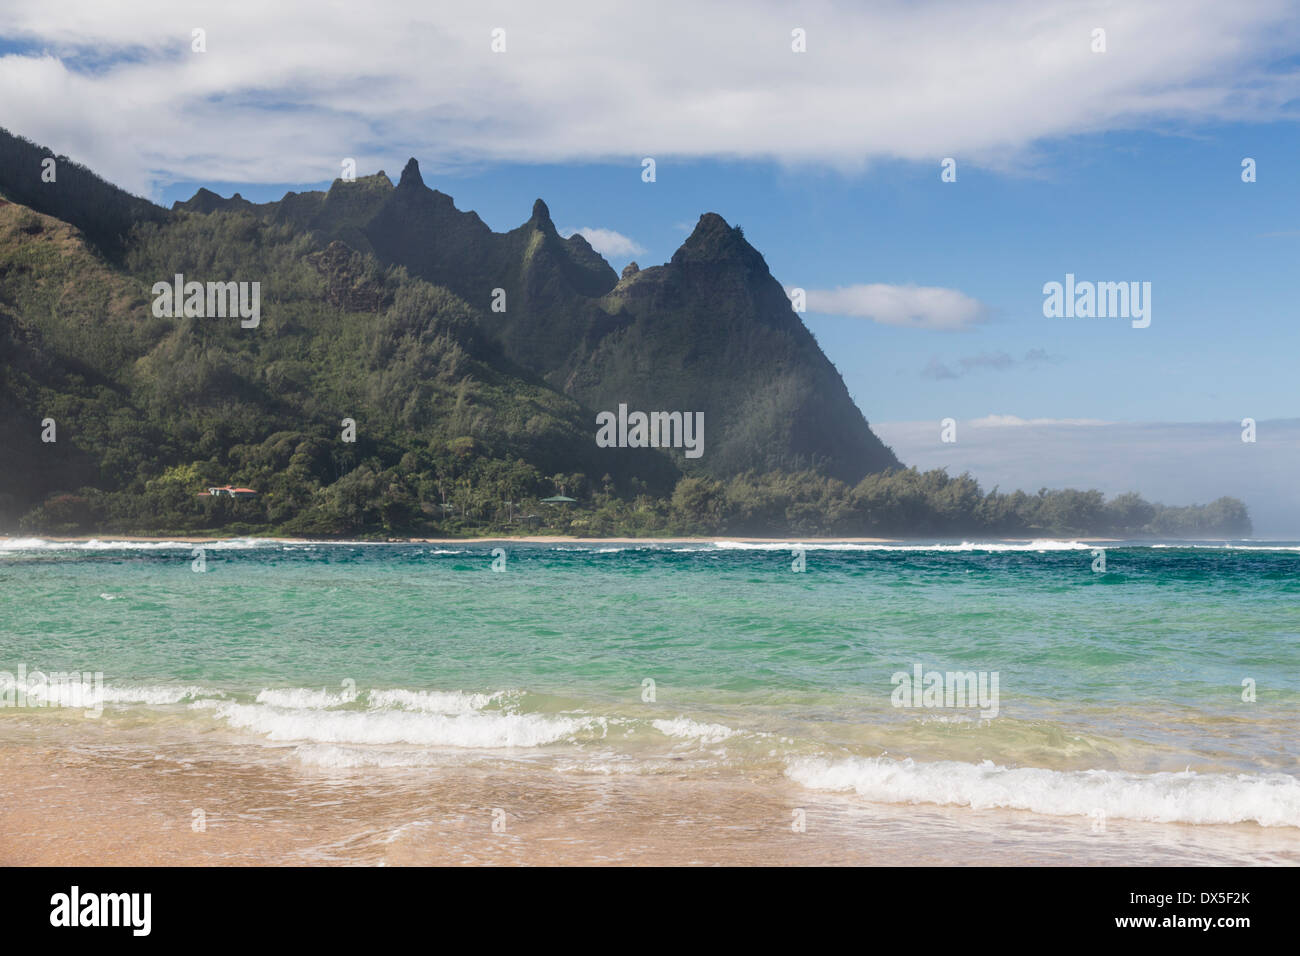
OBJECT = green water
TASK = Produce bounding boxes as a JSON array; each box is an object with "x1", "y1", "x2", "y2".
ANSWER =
[{"x1": 2, "y1": 539, "x2": 1298, "y2": 826}]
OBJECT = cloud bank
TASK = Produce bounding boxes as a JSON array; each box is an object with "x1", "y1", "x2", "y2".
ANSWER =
[{"x1": 0, "y1": 1, "x2": 1298, "y2": 195}]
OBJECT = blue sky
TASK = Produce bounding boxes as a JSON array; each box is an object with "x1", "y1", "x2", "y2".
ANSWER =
[{"x1": 2, "y1": 0, "x2": 1298, "y2": 530}]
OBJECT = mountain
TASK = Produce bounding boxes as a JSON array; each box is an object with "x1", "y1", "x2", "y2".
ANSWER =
[
  {"x1": 0, "y1": 132, "x2": 905, "y2": 535},
  {"x1": 579, "y1": 213, "x2": 896, "y2": 479},
  {"x1": 0, "y1": 131, "x2": 1252, "y2": 540},
  {"x1": 0, "y1": 138, "x2": 692, "y2": 535},
  {"x1": 195, "y1": 157, "x2": 902, "y2": 482}
]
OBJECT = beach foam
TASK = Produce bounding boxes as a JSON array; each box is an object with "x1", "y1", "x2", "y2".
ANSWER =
[
  {"x1": 787, "y1": 755, "x2": 1300, "y2": 827},
  {"x1": 256, "y1": 687, "x2": 355, "y2": 709},
  {"x1": 0, "y1": 674, "x2": 210, "y2": 707},
  {"x1": 199, "y1": 699, "x2": 602, "y2": 748},
  {"x1": 707, "y1": 539, "x2": 1095, "y2": 552},
  {"x1": 0, "y1": 537, "x2": 275, "y2": 552},
  {"x1": 652, "y1": 716, "x2": 737, "y2": 744},
  {"x1": 366, "y1": 688, "x2": 503, "y2": 713},
  {"x1": 100, "y1": 684, "x2": 212, "y2": 705}
]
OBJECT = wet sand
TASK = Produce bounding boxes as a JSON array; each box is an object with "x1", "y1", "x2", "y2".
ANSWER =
[{"x1": 1, "y1": 722, "x2": 1293, "y2": 866}]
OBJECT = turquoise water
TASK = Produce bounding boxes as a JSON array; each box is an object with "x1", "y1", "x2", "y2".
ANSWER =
[{"x1": 2, "y1": 538, "x2": 1298, "y2": 828}]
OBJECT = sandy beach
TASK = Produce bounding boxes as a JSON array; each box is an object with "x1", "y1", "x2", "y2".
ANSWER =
[{"x1": 2, "y1": 720, "x2": 1294, "y2": 867}]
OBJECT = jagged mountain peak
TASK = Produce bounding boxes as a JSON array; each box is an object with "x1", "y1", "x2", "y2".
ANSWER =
[
  {"x1": 527, "y1": 197, "x2": 558, "y2": 235},
  {"x1": 398, "y1": 157, "x2": 424, "y2": 189},
  {"x1": 673, "y1": 212, "x2": 762, "y2": 268},
  {"x1": 323, "y1": 170, "x2": 393, "y2": 195},
  {"x1": 172, "y1": 186, "x2": 222, "y2": 212},
  {"x1": 173, "y1": 187, "x2": 255, "y2": 214}
]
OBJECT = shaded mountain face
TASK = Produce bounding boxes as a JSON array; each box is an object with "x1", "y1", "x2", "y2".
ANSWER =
[
  {"x1": 0, "y1": 127, "x2": 167, "y2": 258},
  {"x1": 582, "y1": 214, "x2": 898, "y2": 479},
  {"x1": 220, "y1": 158, "x2": 899, "y2": 482}
]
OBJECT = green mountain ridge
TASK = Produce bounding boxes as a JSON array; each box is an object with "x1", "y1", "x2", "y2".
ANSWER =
[{"x1": 175, "y1": 156, "x2": 900, "y2": 482}]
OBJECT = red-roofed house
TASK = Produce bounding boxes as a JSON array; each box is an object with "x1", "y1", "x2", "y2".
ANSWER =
[{"x1": 198, "y1": 485, "x2": 258, "y2": 499}]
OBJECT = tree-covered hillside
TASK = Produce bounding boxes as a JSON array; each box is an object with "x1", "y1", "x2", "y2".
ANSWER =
[{"x1": 0, "y1": 198, "x2": 676, "y2": 535}]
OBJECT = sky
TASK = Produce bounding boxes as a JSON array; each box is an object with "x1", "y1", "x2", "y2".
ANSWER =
[{"x1": 2, "y1": 0, "x2": 1298, "y2": 532}]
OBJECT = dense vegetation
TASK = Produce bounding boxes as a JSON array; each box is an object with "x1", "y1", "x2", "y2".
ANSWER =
[
  {"x1": 12, "y1": 460, "x2": 1253, "y2": 540},
  {"x1": 0, "y1": 201, "x2": 672, "y2": 536},
  {"x1": 0, "y1": 129, "x2": 1252, "y2": 539}
]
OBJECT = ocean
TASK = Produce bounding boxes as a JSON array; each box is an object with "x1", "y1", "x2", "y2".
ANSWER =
[{"x1": 1, "y1": 538, "x2": 1297, "y2": 865}]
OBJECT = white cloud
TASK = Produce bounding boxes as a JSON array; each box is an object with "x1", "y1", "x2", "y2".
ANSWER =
[
  {"x1": 0, "y1": 1, "x2": 1297, "y2": 196},
  {"x1": 802, "y1": 284, "x2": 987, "y2": 330},
  {"x1": 562, "y1": 227, "x2": 645, "y2": 259}
]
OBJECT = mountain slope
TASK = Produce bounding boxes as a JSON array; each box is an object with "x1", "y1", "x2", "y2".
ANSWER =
[
  {"x1": 0, "y1": 127, "x2": 167, "y2": 257},
  {"x1": 0, "y1": 194, "x2": 677, "y2": 533},
  {"x1": 578, "y1": 214, "x2": 897, "y2": 479},
  {"x1": 208, "y1": 158, "x2": 899, "y2": 482}
]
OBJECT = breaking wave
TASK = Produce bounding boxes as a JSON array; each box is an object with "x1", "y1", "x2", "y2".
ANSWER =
[{"x1": 787, "y1": 755, "x2": 1300, "y2": 827}]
